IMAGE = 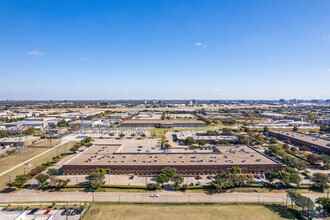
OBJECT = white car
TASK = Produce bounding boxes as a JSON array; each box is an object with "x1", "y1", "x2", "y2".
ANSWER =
[{"x1": 150, "y1": 194, "x2": 160, "y2": 197}]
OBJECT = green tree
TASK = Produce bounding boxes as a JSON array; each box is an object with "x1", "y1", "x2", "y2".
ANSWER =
[
  {"x1": 119, "y1": 133, "x2": 125, "y2": 138},
  {"x1": 185, "y1": 137, "x2": 196, "y2": 145},
  {"x1": 277, "y1": 171, "x2": 291, "y2": 185},
  {"x1": 199, "y1": 140, "x2": 206, "y2": 146},
  {"x1": 316, "y1": 197, "x2": 330, "y2": 213},
  {"x1": 85, "y1": 168, "x2": 106, "y2": 189},
  {"x1": 24, "y1": 127, "x2": 36, "y2": 135},
  {"x1": 292, "y1": 126, "x2": 298, "y2": 132},
  {"x1": 290, "y1": 173, "x2": 302, "y2": 185},
  {"x1": 312, "y1": 173, "x2": 330, "y2": 192},
  {"x1": 269, "y1": 138, "x2": 278, "y2": 144},
  {"x1": 57, "y1": 120, "x2": 68, "y2": 127},
  {"x1": 47, "y1": 168, "x2": 59, "y2": 176},
  {"x1": 36, "y1": 174, "x2": 50, "y2": 188},
  {"x1": 265, "y1": 171, "x2": 277, "y2": 183}
]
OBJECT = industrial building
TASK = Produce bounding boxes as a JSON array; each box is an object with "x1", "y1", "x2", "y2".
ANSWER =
[
  {"x1": 0, "y1": 136, "x2": 40, "y2": 148},
  {"x1": 63, "y1": 139, "x2": 282, "y2": 176},
  {"x1": 120, "y1": 120, "x2": 206, "y2": 128},
  {"x1": 175, "y1": 130, "x2": 239, "y2": 144},
  {"x1": 267, "y1": 130, "x2": 330, "y2": 154}
]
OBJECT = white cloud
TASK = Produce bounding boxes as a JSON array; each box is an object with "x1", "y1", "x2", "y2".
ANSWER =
[
  {"x1": 154, "y1": 89, "x2": 159, "y2": 93},
  {"x1": 195, "y1": 42, "x2": 207, "y2": 48},
  {"x1": 328, "y1": 68, "x2": 330, "y2": 71},
  {"x1": 288, "y1": 84, "x2": 296, "y2": 87},
  {"x1": 213, "y1": 88, "x2": 220, "y2": 92},
  {"x1": 27, "y1": 50, "x2": 46, "y2": 56},
  {"x1": 122, "y1": 88, "x2": 130, "y2": 92}
]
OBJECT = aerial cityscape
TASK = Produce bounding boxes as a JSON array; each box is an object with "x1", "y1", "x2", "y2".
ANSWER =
[{"x1": 0, "y1": 1, "x2": 329, "y2": 220}]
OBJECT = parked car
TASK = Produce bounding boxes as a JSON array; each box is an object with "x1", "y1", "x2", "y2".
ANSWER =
[
  {"x1": 76, "y1": 208, "x2": 84, "y2": 214},
  {"x1": 61, "y1": 209, "x2": 68, "y2": 215},
  {"x1": 196, "y1": 182, "x2": 202, "y2": 186},
  {"x1": 44, "y1": 210, "x2": 51, "y2": 215},
  {"x1": 28, "y1": 208, "x2": 39, "y2": 215},
  {"x1": 196, "y1": 175, "x2": 201, "y2": 180},
  {"x1": 70, "y1": 210, "x2": 76, "y2": 216},
  {"x1": 150, "y1": 194, "x2": 159, "y2": 197}
]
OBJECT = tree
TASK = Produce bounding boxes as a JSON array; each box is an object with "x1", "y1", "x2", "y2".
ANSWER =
[
  {"x1": 284, "y1": 140, "x2": 291, "y2": 144},
  {"x1": 185, "y1": 137, "x2": 196, "y2": 145},
  {"x1": 312, "y1": 173, "x2": 330, "y2": 192},
  {"x1": 316, "y1": 197, "x2": 330, "y2": 213},
  {"x1": 277, "y1": 171, "x2": 291, "y2": 185},
  {"x1": 292, "y1": 126, "x2": 298, "y2": 132},
  {"x1": 119, "y1": 133, "x2": 125, "y2": 138},
  {"x1": 155, "y1": 174, "x2": 169, "y2": 186},
  {"x1": 290, "y1": 173, "x2": 302, "y2": 185},
  {"x1": 269, "y1": 138, "x2": 278, "y2": 144},
  {"x1": 282, "y1": 144, "x2": 290, "y2": 151},
  {"x1": 109, "y1": 133, "x2": 115, "y2": 136},
  {"x1": 230, "y1": 166, "x2": 241, "y2": 175},
  {"x1": 24, "y1": 127, "x2": 36, "y2": 135},
  {"x1": 47, "y1": 168, "x2": 59, "y2": 176},
  {"x1": 199, "y1": 140, "x2": 206, "y2": 146},
  {"x1": 57, "y1": 120, "x2": 68, "y2": 127},
  {"x1": 10, "y1": 174, "x2": 30, "y2": 188},
  {"x1": 36, "y1": 174, "x2": 50, "y2": 188},
  {"x1": 263, "y1": 126, "x2": 269, "y2": 133},
  {"x1": 85, "y1": 168, "x2": 106, "y2": 189},
  {"x1": 131, "y1": 133, "x2": 136, "y2": 137},
  {"x1": 164, "y1": 143, "x2": 172, "y2": 149},
  {"x1": 307, "y1": 154, "x2": 319, "y2": 164},
  {"x1": 172, "y1": 174, "x2": 184, "y2": 187},
  {"x1": 222, "y1": 128, "x2": 233, "y2": 136},
  {"x1": 290, "y1": 147, "x2": 298, "y2": 153},
  {"x1": 140, "y1": 134, "x2": 146, "y2": 138},
  {"x1": 286, "y1": 189, "x2": 314, "y2": 211},
  {"x1": 300, "y1": 146, "x2": 310, "y2": 152},
  {"x1": 265, "y1": 171, "x2": 277, "y2": 183}
]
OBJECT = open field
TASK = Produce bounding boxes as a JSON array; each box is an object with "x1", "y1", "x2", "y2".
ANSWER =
[
  {"x1": 82, "y1": 204, "x2": 295, "y2": 220},
  {"x1": 0, "y1": 140, "x2": 59, "y2": 174},
  {"x1": 30, "y1": 139, "x2": 59, "y2": 148},
  {"x1": 0, "y1": 141, "x2": 75, "y2": 191}
]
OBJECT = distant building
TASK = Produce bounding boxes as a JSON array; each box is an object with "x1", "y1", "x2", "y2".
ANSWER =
[
  {"x1": 121, "y1": 120, "x2": 206, "y2": 128},
  {"x1": 0, "y1": 136, "x2": 40, "y2": 148}
]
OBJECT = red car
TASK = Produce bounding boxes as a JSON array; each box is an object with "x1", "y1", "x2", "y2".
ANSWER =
[
  {"x1": 44, "y1": 210, "x2": 51, "y2": 215},
  {"x1": 197, "y1": 175, "x2": 201, "y2": 180}
]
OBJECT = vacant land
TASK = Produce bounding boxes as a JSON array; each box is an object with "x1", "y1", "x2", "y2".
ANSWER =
[
  {"x1": 0, "y1": 140, "x2": 59, "y2": 174},
  {"x1": 83, "y1": 204, "x2": 294, "y2": 220},
  {"x1": 0, "y1": 141, "x2": 75, "y2": 190}
]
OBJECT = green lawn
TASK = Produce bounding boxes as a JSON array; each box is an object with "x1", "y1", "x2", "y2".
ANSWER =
[{"x1": 83, "y1": 204, "x2": 296, "y2": 220}]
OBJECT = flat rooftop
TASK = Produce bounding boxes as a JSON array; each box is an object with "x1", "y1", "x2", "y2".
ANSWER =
[
  {"x1": 269, "y1": 130, "x2": 330, "y2": 149},
  {"x1": 121, "y1": 119, "x2": 206, "y2": 124},
  {"x1": 64, "y1": 139, "x2": 278, "y2": 166},
  {"x1": 0, "y1": 136, "x2": 39, "y2": 142}
]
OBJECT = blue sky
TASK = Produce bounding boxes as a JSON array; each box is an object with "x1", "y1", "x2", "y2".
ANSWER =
[{"x1": 0, "y1": 0, "x2": 329, "y2": 100}]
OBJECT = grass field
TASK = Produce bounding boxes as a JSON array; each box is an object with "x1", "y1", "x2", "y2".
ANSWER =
[
  {"x1": 83, "y1": 204, "x2": 295, "y2": 220},
  {"x1": 0, "y1": 141, "x2": 75, "y2": 191},
  {"x1": 0, "y1": 140, "x2": 59, "y2": 174}
]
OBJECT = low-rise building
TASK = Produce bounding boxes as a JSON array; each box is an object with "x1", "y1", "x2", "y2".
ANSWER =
[{"x1": 0, "y1": 136, "x2": 40, "y2": 148}]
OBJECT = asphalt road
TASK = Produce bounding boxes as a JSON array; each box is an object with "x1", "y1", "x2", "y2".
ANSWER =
[{"x1": 0, "y1": 190, "x2": 327, "y2": 204}]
